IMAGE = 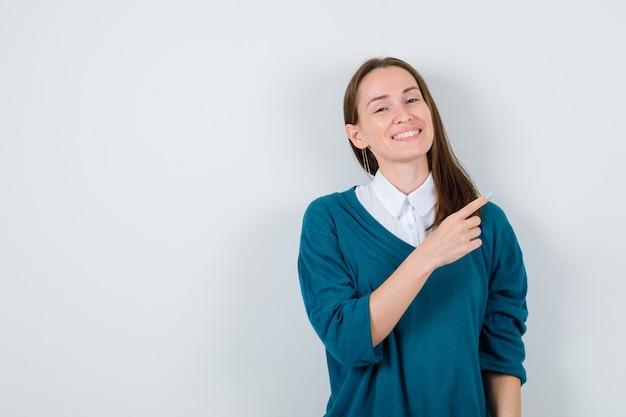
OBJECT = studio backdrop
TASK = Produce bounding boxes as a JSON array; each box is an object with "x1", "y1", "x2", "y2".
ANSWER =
[{"x1": 1, "y1": 0, "x2": 625, "y2": 416}]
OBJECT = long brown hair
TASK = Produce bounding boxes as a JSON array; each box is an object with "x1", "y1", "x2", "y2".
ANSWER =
[{"x1": 343, "y1": 57, "x2": 480, "y2": 227}]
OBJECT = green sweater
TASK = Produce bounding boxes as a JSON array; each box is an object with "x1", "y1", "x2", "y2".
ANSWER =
[{"x1": 298, "y1": 188, "x2": 527, "y2": 417}]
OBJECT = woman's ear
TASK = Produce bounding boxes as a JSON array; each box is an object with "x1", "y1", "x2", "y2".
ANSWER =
[{"x1": 346, "y1": 124, "x2": 367, "y2": 149}]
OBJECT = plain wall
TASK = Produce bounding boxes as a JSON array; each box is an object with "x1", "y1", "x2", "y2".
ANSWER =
[{"x1": 1, "y1": 0, "x2": 625, "y2": 416}]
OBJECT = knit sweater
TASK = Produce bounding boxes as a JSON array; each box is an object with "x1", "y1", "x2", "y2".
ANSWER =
[{"x1": 298, "y1": 188, "x2": 528, "y2": 417}]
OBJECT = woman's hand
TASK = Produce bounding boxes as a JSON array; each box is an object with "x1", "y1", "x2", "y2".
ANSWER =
[
  {"x1": 419, "y1": 194, "x2": 491, "y2": 272},
  {"x1": 369, "y1": 194, "x2": 492, "y2": 346}
]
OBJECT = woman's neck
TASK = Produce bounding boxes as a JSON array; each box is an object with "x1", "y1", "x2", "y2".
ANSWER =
[{"x1": 378, "y1": 162, "x2": 430, "y2": 195}]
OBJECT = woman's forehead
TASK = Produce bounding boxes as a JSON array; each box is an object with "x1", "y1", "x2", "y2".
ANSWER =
[{"x1": 357, "y1": 67, "x2": 421, "y2": 104}]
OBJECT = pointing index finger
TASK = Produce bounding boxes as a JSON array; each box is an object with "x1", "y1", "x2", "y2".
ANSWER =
[{"x1": 457, "y1": 192, "x2": 493, "y2": 219}]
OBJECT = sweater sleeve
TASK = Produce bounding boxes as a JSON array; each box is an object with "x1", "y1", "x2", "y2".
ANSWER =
[
  {"x1": 479, "y1": 209, "x2": 528, "y2": 384},
  {"x1": 298, "y1": 198, "x2": 383, "y2": 367}
]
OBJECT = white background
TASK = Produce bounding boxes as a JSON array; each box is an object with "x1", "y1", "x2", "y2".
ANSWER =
[{"x1": 1, "y1": 1, "x2": 625, "y2": 416}]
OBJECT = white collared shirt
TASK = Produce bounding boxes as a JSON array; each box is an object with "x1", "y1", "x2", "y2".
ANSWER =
[{"x1": 355, "y1": 171, "x2": 437, "y2": 247}]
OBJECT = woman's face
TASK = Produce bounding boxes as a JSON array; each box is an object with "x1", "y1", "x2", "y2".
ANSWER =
[{"x1": 346, "y1": 66, "x2": 434, "y2": 172}]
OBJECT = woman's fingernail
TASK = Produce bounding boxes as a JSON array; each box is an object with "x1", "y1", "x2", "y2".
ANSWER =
[{"x1": 485, "y1": 192, "x2": 493, "y2": 199}]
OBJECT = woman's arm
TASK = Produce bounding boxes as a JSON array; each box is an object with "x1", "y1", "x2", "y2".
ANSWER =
[
  {"x1": 369, "y1": 194, "x2": 490, "y2": 346},
  {"x1": 483, "y1": 371, "x2": 521, "y2": 417}
]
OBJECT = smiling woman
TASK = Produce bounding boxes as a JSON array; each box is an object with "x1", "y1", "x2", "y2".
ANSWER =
[
  {"x1": 346, "y1": 66, "x2": 434, "y2": 185},
  {"x1": 298, "y1": 57, "x2": 528, "y2": 417}
]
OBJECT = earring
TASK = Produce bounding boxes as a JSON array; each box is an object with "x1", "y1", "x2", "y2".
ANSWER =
[{"x1": 361, "y1": 148, "x2": 371, "y2": 175}]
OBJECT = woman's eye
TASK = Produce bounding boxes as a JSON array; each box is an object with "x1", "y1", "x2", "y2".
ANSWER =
[
  {"x1": 374, "y1": 107, "x2": 388, "y2": 113},
  {"x1": 407, "y1": 98, "x2": 419, "y2": 103}
]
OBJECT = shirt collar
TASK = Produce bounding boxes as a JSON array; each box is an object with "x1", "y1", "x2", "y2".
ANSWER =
[{"x1": 370, "y1": 171, "x2": 437, "y2": 218}]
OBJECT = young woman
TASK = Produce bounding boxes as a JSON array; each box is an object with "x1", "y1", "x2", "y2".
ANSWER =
[{"x1": 298, "y1": 57, "x2": 528, "y2": 417}]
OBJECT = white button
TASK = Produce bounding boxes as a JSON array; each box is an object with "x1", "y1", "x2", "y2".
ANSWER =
[{"x1": 407, "y1": 224, "x2": 414, "y2": 229}]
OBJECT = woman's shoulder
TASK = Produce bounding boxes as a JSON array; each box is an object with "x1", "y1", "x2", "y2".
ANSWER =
[
  {"x1": 305, "y1": 187, "x2": 357, "y2": 212},
  {"x1": 301, "y1": 187, "x2": 361, "y2": 234},
  {"x1": 478, "y1": 201, "x2": 514, "y2": 235},
  {"x1": 481, "y1": 201, "x2": 510, "y2": 223}
]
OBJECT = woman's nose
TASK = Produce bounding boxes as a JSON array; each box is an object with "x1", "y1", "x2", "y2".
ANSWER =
[{"x1": 394, "y1": 105, "x2": 412, "y2": 123}]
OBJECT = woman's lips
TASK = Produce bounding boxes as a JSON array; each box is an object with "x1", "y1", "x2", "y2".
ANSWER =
[{"x1": 392, "y1": 129, "x2": 421, "y2": 140}]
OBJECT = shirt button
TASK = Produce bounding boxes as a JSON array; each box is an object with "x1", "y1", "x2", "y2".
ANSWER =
[{"x1": 407, "y1": 224, "x2": 414, "y2": 229}]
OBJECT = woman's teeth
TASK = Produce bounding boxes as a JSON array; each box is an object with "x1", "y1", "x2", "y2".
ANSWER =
[{"x1": 392, "y1": 129, "x2": 420, "y2": 140}]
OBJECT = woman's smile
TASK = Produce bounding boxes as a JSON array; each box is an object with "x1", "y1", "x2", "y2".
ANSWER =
[{"x1": 392, "y1": 129, "x2": 421, "y2": 141}]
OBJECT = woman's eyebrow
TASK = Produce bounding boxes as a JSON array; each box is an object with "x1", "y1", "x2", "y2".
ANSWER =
[
  {"x1": 366, "y1": 94, "x2": 389, "y2": 107},
  {"x1": 403, "y1": 86, "x2": 420, "y2": 95},
  {"x1": 366, "y1": 87, "x2": 421, "y2": 107}
]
